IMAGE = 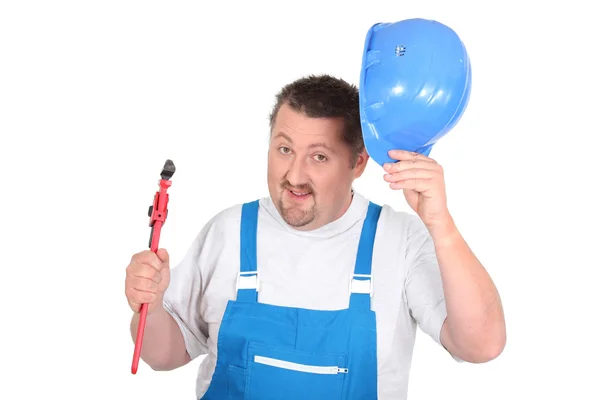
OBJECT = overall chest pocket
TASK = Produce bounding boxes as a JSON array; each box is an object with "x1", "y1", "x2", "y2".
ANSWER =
[{"x1": 244, "y1": 341, "x2": 348, "y2": 400}]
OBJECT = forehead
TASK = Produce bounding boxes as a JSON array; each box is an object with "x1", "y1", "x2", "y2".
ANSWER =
[{"x1": 271, "y1": 103, "x2": 346, "y2": 147}]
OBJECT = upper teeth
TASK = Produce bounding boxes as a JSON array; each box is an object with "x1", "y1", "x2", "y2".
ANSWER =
[{"x1": 293, "y1": 191, "x2": 307, "y2": 195}]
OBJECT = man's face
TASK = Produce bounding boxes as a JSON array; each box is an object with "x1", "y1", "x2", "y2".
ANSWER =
[{"x1": 267, "y1": 103, "x2": 368, "y2": 231}]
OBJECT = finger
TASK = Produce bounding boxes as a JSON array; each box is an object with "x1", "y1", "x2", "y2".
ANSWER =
[
  {"x1": 128, "y1": 276, "x2": 160, "y2": 293},
  {"x1": 389, "y1": 178, "x2": 434, "y2": 193},
  {"x1": 156, "y1": 248, "x2": 170, "y2": 266},
  {"x1": 129, "y1": 263, "x2": 162, "y2": 284},
  {"x1": 387, "y1": 149, "x2": 436, "y2": 163},
  {"x1": 384, "y1": 168, "x2": 436, "y2": 183},
  {"x1": 126, "y1": 287, "x2": 157, "y2": 305},
  {"x1": 132, "y1": 251, "x2": 163, "y2": 272},
  {"x1": 383, "y1": 159, "x2": 440, "y2": 174}
]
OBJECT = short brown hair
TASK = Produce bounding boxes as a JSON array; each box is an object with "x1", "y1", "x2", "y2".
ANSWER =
[{"x1": 269, "y1": 74, "x2": 364, "y2": 167}]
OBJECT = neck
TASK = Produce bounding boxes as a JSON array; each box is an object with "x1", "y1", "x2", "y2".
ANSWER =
[{"x1": 332, "y1": 188, "x2": 354, "y2": 222}]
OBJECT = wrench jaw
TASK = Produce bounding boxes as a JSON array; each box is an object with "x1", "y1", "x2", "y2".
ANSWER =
[
  {"x1": 147, "y1": 177, "x2": 172, "y2": 249},
  {"x1": 160, "y1": 159, "x2": 176, "y2": 180},
  {"x1": 148, "y1": 159, "x2": 175, "y2": 229}
]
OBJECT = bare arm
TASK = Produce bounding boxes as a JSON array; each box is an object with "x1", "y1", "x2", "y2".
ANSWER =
[
  {"x1": 431, "y1": 216, "x2": 506, "y2": 363},
  {"x1": 130, "y1": 305, "x2": 191, "y2": 371},
  {"x1": 383, "y1": 149, "x2": 506, "y2": 363}
]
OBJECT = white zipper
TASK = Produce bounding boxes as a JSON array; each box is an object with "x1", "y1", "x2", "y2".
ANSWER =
[{"x1": 254, "y1": 355, "x2": 348, "y2": 375}]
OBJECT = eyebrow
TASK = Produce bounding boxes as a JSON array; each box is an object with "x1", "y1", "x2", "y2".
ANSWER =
[{"x1": 274, "y1": 132, "x2": 336, "y2": 154}]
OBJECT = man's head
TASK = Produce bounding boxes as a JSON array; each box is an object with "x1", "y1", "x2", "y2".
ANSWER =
[{"x1": 267, "y1": 74, "x2": 369, "y2": 231}]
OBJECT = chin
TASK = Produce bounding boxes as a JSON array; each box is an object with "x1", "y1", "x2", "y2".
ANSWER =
[{"x1": 282, "y1": 208, "x2": 316, "y2": 229}]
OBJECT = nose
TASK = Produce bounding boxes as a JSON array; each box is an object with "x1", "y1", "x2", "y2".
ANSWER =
[{"x1": 286, "y1": 156, "x2": 309, "y2": 187}]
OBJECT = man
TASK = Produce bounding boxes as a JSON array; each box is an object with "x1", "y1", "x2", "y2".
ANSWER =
[{"x1": 125, "y1": 74, "x2": 506, "y2": 399}]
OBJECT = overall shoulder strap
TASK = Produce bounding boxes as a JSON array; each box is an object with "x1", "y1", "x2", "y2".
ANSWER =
[
  {"x1": 236, "y1": 200, "x2": 259, "y2": 302},
  {"x1": 349, "y1": 201, "x2": 382, "y2": 310}
]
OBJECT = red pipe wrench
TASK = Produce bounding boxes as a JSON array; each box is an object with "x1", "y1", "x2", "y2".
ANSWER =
[{"x1": 131, "y1": 159, "x2": 176, "y2": 374}]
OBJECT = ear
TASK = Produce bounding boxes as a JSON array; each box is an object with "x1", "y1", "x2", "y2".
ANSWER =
[{"x1": 353, "y1": 149, "x2": 369, "y2": 178}]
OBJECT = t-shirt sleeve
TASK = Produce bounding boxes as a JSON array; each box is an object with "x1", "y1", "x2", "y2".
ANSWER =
[
  {"x1": 162, "y1": 232, "x2": 209, "y2": 360},
  {"x1": 404, "y1": 219, "x2": 462, "y2": 362}
]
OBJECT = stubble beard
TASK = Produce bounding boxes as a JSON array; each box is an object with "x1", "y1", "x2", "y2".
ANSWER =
[{"x1": 278, "y1": 199, "x2": 316, "y2": 227}]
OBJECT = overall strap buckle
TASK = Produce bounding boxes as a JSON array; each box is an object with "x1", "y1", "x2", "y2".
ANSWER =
[
  {"x1": 349, "y1": 273, "x2": 373, "y2": 297},
  {"x1": 236, "y1": 270, "x2": 259, "y2": 291}
]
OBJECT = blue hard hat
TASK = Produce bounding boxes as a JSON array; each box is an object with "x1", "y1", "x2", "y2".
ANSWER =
[{"x1": 359, "y1": 18, "x2": 472, "y2": 166}]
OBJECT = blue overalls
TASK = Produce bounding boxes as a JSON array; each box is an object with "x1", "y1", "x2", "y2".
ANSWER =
[{"x1": 200, "y1": 199, "x2": 382, "y2": 399}]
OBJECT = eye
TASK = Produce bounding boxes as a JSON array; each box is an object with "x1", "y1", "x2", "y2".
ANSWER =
[
  {"x1": 278, "y1": 146, "x2": 291, "y2": 155},
  {"x1": 313, "y1": 154, "x2": 327, "y2": 162}
]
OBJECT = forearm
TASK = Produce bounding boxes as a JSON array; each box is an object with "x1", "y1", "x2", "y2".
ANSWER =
[
  {"x1": 130, "y1": 304, "x2": 191, "y2": 370},
  {"x1": 430, "y1": 215, "x2": 506, "y2": 362}
]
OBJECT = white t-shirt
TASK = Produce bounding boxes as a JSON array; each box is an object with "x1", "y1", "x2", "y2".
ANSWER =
[{"x1": 163, "y1": 191, "x2": 456, "y2": 399}]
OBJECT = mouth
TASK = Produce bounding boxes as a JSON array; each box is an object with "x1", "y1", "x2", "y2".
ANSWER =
[{"x1": 286, "y1": 188, "x2": 312, "y2": 200}]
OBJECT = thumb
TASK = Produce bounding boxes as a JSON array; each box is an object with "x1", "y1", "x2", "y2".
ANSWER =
[{"x1": 156, "y1": 248, "x2": 170, "y2": 267}]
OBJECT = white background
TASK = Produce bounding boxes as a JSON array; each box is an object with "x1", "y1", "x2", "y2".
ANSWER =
[{"x1": 1, "y1": 0, "x2": 599, "y2": 399}]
